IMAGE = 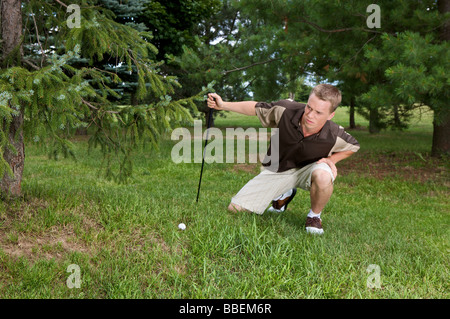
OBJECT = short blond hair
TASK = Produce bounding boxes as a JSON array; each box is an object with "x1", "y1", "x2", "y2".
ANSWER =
[{"x1": 310, "y1": 84, "x2": 342, "y2": 112}]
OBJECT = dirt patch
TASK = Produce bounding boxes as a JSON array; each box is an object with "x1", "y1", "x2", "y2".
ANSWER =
[
  {"x1": 231, "y1": 163, "x2": 261, "y2": 174},
  {"x1": 0, "y1": 198, "x2": 97, "y2": 262},
  {"x1": 123, "y1": 229, "x2": 187, "y2": 276},
  {"x1": 225, "y1": 151, "x2": 448, "y2": 186},
  {"x1": 4, "y1": 197, "x2": 49, "y2": 220},
  {"x1": 70, "y1": 203, "x2": 104, "y2": 233},
  {"x1": 0, "y1": 225, "x2": 93, "y2": 262},
  {"x1": 338, "y1": 151, "x2": 449, "y2": 184},
  {"x1": 344, "y1": 125, "x2": 366, "y2": 131},
  {"x1": 121, "y1": 229, "x2": 172, "y2": 254}
]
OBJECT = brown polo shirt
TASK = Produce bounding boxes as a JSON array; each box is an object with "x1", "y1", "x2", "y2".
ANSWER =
[{"x1": 255, "y1": 99, "x2": 360, "y2": 172}]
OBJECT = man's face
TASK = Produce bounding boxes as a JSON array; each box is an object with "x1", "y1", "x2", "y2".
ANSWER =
[{"x1": 302, "y1": 93, "x2": 335, "y2": 133}]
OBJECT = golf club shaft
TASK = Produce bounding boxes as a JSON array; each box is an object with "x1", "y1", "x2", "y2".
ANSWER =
[{"x1": 196, "y1": 106, "x2": 214, "y2": 202}]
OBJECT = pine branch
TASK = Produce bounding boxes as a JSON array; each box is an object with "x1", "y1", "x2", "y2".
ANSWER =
[
  {"x1": 31, "y1": 12, "x2": 47, "y2": 67},
  {"x1": 22, "y1": 59, "x2": 40, "y2": 70},
  {"x1": 336, "y1": 35, "x2": 378, "y2": 72},
  {"x1": 294, "y1": 17, "x2": 391, "y2": 35},
  {"x1": 81, "y1": 98, "x2": 119, "y2": 114},
  {"x1": 54, "y1": 0, "x2": 68, "y2": 8},
  {"x1": 222, "y1": 50, "x2": 306, "y2": 75},
  {"x1": 223, "y1": 57, "x2": 283, "y2": 75},
  {"x1": 53, "y1": 0, "x2": 102, "y2": 10}
]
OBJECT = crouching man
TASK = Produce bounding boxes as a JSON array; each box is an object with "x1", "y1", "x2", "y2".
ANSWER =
[{"x1": 207, "y1": 84, "x2": 360, "y2": 234}]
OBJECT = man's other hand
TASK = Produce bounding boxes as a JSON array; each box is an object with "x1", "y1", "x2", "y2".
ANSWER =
[{"x1": 317, "y1": 157, "x2": 337, "y2": 179}]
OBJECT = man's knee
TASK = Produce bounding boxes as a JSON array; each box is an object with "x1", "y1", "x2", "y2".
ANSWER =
[{"x1": 311, "y1": 169, "x2": 333, "y2": 188}]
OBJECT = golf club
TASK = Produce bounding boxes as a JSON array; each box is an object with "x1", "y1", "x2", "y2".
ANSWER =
[{"x1": 196, "y1": 98, "x2": 215, "y2": 202}]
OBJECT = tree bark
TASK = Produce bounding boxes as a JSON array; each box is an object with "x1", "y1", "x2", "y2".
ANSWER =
[
  {"x1": 349, "y1": 96, "x2": 356, "y2": 129},
  {"x1": 432, "y1": 0, "x2": 450, "y2": 157},
  {"x1": 432, "y1": 108, "x2": 450, "y2": 157},
  {"x1": 438, "y1": 0, "x2": 449, "y2": 41},
  {"x1": 369, "y1": 107, "x2": 381, "y2": 134},
  {"x1": 1, "y1": 0, "x2": 25, "y2": 198}
]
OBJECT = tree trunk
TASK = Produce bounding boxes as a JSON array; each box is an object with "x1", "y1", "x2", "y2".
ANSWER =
[
  {"x1": 349, "y1": 96, "x2": 356, "y2": 129},
  {"x1": 393, "y1": 105, "x2": 401, "y2": 129},
  {"x1": 431, "y1": 108, "x2": 450, "y2": 157},
  {"x1": 75, "y1": 127, "x2": 88, "y2": 135},
  {"x1": 438, "y1": 0, "x2": 449, "y2": 40},
  {"x1": 432, "y1": 0, "x2": 450, "y2": 157},
  {"x1": 369, "y1": 107, "x2": 381, "y2": 134},
  {"x1": 1, "y1": 0, "x2": 25, "y2": 198}
]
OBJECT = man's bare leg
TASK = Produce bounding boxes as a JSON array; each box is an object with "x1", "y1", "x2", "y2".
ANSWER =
[
  {"x1": 306, "y1": 169, "x2": 333, "y2": 234},
  {"x1": 310, "y1": 169, "x2": 334, "y2": 214}
]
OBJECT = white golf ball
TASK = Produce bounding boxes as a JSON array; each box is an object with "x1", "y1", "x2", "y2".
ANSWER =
[{"x1": 178, "y1": 223, "x2": 186, "y2": 230}]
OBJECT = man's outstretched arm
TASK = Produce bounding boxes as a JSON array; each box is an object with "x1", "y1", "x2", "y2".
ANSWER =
[{"x1": 207, "y1": 93, "x2": 257, "y2": 116}]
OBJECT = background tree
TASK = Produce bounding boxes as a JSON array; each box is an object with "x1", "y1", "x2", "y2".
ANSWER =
[
  {"x1": 167, "y1": 0, "x2": 249, "y2": 125},
  {"x1": 138, "y1": 0, "x2": 221, "y2": 61},
  {"x1": 0, "y1": 0, "x2": 207, "y2": 198},
  {"x1": 96, "y1": 0, "x2": 152, "y2": 106},
  {"x1": 171, "y1": 0, "x2": 310, "y2": 126},
  {"x1": 124, "y1": 0, "x2": 223, "y2": 125},
  {"x1": 1, "y1": 0, "x2": 24, "y2": 197},
  {"x1": 362, "y1": 0, "x2": 449, "y2": 157},
  {"x1": 178, "y1": 0, "x2": 448, "y2": 156}
]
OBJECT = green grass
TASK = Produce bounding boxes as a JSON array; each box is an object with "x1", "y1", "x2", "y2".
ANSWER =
[{"x1": 0, "y1": 110, "x2": 448, "y2": 299}]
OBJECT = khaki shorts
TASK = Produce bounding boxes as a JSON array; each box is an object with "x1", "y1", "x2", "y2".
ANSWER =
[{"x1": 230, "y1": 162, "x2": 335, "y2": 215}]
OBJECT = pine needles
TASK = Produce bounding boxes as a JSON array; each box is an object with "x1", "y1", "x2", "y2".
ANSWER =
[{"x1": 1, "y1": 1, "x2": 212, "y2": 186}]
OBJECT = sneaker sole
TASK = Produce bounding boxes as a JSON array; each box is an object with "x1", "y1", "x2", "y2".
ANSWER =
[
  {"x1": 267, "y1": 206, "x2": 284, "y2": 213},
  {"x1": 306, "y1": 227, "x2": 324, "y2": 235}
]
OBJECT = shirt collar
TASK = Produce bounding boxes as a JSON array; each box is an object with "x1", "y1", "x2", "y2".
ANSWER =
[{"x1": 291, "y1": 105, "x2": 305, "y2": 134}]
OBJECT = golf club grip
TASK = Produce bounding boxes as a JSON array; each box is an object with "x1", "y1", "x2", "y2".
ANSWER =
[{"x1": 207, "y1": 107, "x2": 214, "y2": 128}]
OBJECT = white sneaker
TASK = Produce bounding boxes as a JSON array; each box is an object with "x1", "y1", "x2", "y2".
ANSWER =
[
  {"x1": 267, "y1": 188, "x2": 297, "y2": 213},
  {"x1": 305, "y1": 217, "x2": 324, "y2": 235}
]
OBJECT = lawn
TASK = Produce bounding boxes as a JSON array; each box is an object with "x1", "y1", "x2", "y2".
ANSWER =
[{"x1": 0, "y1": 108, "x2": 448, "y2": 299}]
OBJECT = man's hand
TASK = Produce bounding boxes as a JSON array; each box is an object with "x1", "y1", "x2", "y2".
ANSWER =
[
  {"x1": 317, "y1": 151, "x2": 355, "y2": 179},
  {"x1": 207, "y1": 93, "x2": 257, "y2": 116},
  {"x1": 207, "y1": 93, "x2": 224, "y2": 110},
  {"x1": 317, "y1": 157, "x2": 337, "y2": 179}
]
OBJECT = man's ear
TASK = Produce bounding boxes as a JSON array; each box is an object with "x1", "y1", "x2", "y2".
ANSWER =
[{"x1": 328, "y1": 111, "x2": 335, "y2": 121}]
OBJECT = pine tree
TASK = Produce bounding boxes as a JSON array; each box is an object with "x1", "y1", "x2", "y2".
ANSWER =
[
  {"x1": 179, "y1": 0, "x2": 449, "y2": 156},
  {"x1": 95, "y1": 0, "x2": 151, "y2": 106},
  {"x1": 0, "y1": 0, "x2": 208, "y2": 198}
]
